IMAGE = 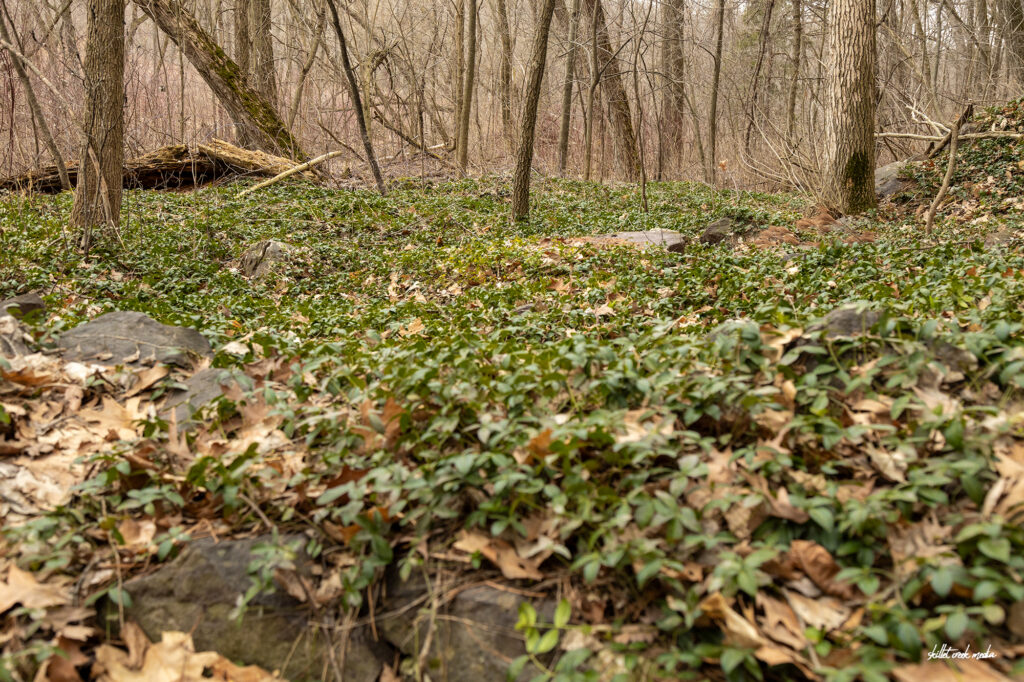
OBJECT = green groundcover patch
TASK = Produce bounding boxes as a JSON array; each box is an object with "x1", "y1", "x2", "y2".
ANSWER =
[{"x1": 2, "y1": 170, "x2": 1024, "y2": 680}]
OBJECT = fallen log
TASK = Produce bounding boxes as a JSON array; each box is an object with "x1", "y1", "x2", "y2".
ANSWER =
[{"x1": 0, "y1": 140, "x2": 313, "y2": 194}]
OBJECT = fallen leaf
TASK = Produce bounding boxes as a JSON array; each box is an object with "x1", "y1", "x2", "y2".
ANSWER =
[
  {"x1": 453, "y1": 530, "x2": 543, "y2": 580},
  {"x1": 891, "y1": 659, "x2": 1010, "y2": 682},
  {"x1": 788, "y1": 540, "x2": 858, "y2": 600},
  {"x1": 0, "y1": 565, "x2": 69, "y2": 613}
]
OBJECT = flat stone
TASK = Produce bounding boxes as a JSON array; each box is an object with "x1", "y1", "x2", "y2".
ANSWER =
[
  {"x1": 0, "y1": 293, "x2": 45, "y2": 320},
  {"x1": 608, "y1": 230, "x2": 689, "y2": 252},
  {"x1": 808, "y1": 304, "x2": 883, "y2": 339},
  {"x1": 114, "y1": 536, "x2": 390, "y2": 681},
  {"x1": 240, "y1": 240, "x2": 297, "y2": 279},
  {"x1": 377, "y1": 569, "x2": 554, "y2": 682},
  {"x1": 57, "y1": 311, "x2": 211, "y2": 368},
  {"x1": 161, "y1": 367, "x2": 243, "y2": 428}
]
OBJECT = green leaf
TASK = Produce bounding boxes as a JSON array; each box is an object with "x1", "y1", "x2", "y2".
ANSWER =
[
  {"x1": 534, "y1": 628, "x2": 560, "y2": 655},
  {"x1": 945, "y1": 611, "x2": 969, "y2": 640},
  {"x1": 506, "y1": 655, "x2": 529, "y2": 681},
  {"x1": 931, "y1": 567, "x2": 953, "y2": 597},
  {"x1": 978, "y1": 537, "x2": 1011, "y2": 563},
  {"x1": 720, "y1": 648, "x2": 746, "y2": 674},
  {"x1": 554, "y1": 599, "x2": 571, "y2": 628}
]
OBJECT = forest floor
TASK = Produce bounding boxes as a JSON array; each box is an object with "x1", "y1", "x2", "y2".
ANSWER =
[{"x1": 4, "y1": 103, "x2": 1024, "y2": 682}]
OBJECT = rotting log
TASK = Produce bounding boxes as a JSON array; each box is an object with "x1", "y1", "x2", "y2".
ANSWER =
[{"x1": 0, "y1": 141, "x2": 313, "y2": 194}]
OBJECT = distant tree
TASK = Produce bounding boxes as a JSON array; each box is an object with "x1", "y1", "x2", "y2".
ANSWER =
[
  {"x1": 511, "y1": 0, "x2": 558, "y2": 221},
  {"x1": 822, "y1": 0, "x2": 877, "y2": 213},
  {"x1": 70, "y1": 0, "x2": 125, "y2": 252}
]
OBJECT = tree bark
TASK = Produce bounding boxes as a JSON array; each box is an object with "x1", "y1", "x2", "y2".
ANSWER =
[
  {"x1": 661, "y1": 0, "x2": 687, "y2": 175},
  {"x1": 250, "y1": 0, "x2": 276, "y2": 106},
  {"x1": 786, "y1": 0, "x2": 802, "y2": 141},
  {"x1": 823, "y1": 0, "x2": 877, "y2": 212},
  {"x1": 0, "y1": 3, "x2": 70, "y2": 190},
  {"x1": 557, "y1": 0, "x2": 582, "y2": 175},
  {"x1": 456, "y1": 0, "x2": 478, "y2": 173},
  {"x1": 134, "y1": 0, "x2": 305, "y2": 159},
  {"x1": 706, "y1": 0, "x2": 725, "y2": 184},
  {"x1": 325, "y1": 0, "x2": 386, "y2": 194},
  {"x1": 511, "y1": 0, "x2": 558, "y2": 220},
  {"x1": 494, "y1": 0, "x2": 514, "y2": 141},
  {"x1": 71, "y1": 0, "x2": 125, "y2": 252},
  {"x1": 582, "y1": 0, "x2": 640, "y2": 182}
]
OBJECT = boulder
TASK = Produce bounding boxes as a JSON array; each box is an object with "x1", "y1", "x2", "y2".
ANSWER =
[
  {"x1": 377, "y1": 569, "x2": 554, "y2": 682},
  {"x1": 240, "y1": 241, "x2": 296, "y2": 279},
  {"x1": 0, "y1": 293, "x2": 45, "y2": 320},
  {"x1": 114, "y1": 536, "x2": 390, "y2": 681},
  {"x1": 161, "y1": 367, "x2": 243, "y2": 428},
  {"x1": 0, "y1": 314, "x2": 30, "y2": 359},
  {"x1": 57, "y1": 311, "x2": 211, "y2": 368},
  {"x1": 700, "y1": 218, "x2": 738, "y2": 245},
  {"x1": 875, "y1": 161, "x2": 916, "y2": 198},
  {"x1": 807, "y1": 304, "x2": 883, "y2": 339},
  {"x1": 607, "y1": 230, "x2": 689, "y2": 253}
]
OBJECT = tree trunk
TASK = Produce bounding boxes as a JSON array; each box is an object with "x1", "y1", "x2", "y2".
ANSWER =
[
  {"x1": 495, "y1": 0, "x2": 514, "y2": 141},
  {"x1": 134, "y1": 0, "x2": 305, "y2": 159},
  {"x1": 786, "y1": 0, "x2": 802, "y2": 141},
  {"x1": 511, "y1": 0, "x2": 558, "y2": 221},
  {"x1": 0, "y1": 2, "x2": 71, "y2": 190},
  {"x1": 71, "y1": 0, "x2": 125, "y2": 252},
  {"x1": 250, "y1": 0, "x2": 276, "y2": 106},
  {"x1": 706, "y1": 0, "x2": 725, "y2": 184},
  {"x1": 823, "y1": 0, "x2": 877, "y2": 212},
  {"x1": 557, "y1": 0, "x2": 582, "y2": 175},
  {"x1": 661, "y1": 0, "x2": 687, "y2": 176},
  {"x1": 325, "y1": 0, "x2": 386, "y2": 194},
  {"x1": 456, "y1": 0, "x2": 478, "y2": 174},
  {"x1": 583, "y1": 0, "x2": 640, "y2": 182},
  {"x1": 233, "y1": 0, "x2": 249, "y2": 80},
  {"x1": 743, "y1": 0, "x2": 775, "y2": 155}
]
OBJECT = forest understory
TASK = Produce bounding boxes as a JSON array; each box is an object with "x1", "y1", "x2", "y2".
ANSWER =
[{"x1": 4, "y1": 102, "x2": 1024, "y2": 682}]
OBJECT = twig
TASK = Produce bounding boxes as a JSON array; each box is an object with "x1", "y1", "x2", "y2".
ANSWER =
[
  {"x1": 926, "y1": 103, "x2": 975, "y2": 158},
  {"x1": 236, "y1": 150, "x2": 346, "y2": 197},
  {"x1": 925, "y1": 118, "x2": 962, "y2": 235}
]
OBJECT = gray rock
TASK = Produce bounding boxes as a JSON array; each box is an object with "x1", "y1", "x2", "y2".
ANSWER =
[
  {"x1": 0, "y1": 314, "x2": 30, "y2": 358},
  {"x1": 240, "y1": 240, "x2": 297, "y2": 279},
  {"x1": 161, "y1": 367, "x2": 243, "y2": 428},
  {"x1": 114, "y1": 536, "x2": 390, "y2": 681},
  {"x1": 984, "y1": 229, "x2": 1016, "y2": 247},
  {"x1": 377, "y1": 569, "x2": 554, "y2": 682},
  {"x1": 808, "y1": 304, "x2": 882, "y2": 339},
  {"x1": 700, "y1": 218, "x2": 736, "y2": 245},
  {"x1": 875, "y1": 161, "x2": 916, "y2": 198},
  {"x1": 608, "y1": 230, "x2": 689, "y2": 252},
  {"x1": 57, "y1": 311, "x2": 211, "y2": 368},
  {"x1": 0, "y1": 293, "x2": 45, "y2": 320},
  {"x1": 706, "y1": 319, "x2": 760, "y2": 345}
]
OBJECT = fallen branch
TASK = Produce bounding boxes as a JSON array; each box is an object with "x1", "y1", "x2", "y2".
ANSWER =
[
  {"x1": 876, "y1": 130, "x2": 1019, "y2": 142},
  {"x1": 925, "y1": 117, "x2": 962, "y2": 235},
  {"x1": 236, "y1": 150, "x2": 346, "y2": 197},
  {"x1": 926, "y1": 103, "x2": 974, "y2": 158}
]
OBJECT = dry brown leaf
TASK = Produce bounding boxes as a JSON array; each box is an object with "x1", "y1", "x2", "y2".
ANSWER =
[
  {"x1": 756, "y1": 593, "x2": 808, "y2": 651},
  {"x1": 783, "y1": 590, "x2": 850, "y2": 632},
  {"x1": 36, "y1": 636, "x2": 89, "y2": 682},
  {"x1": 618, "y1": 410, "x2": 674, "y2": 444},
  {"x1": 93, "y1": 630, "x2": 221, "y2": 682},
  {"x1": 788, "y1": 540, "x2": 858, "y2": 600},
  {"x1": 0, "y1": 565, "x2": 69, "y2": 613},
  {"x1": 399, "y1": 317, "x2": 425, "y2": 337},
  {"x1": 453, "y1": 530, "x2": 543, "y2": 580},
  {"x1": 116, "y1": 518, "x2": 157, "y2": 553},
  {"x1": 887, "y1": 518, "x2": 958, "y2": 580},
  {"x1": 698, "y1": 592, "x2": 765, "y2": 649},
  {"x1": 123, "y1": 365, "x2": 170, "y2": 398},
  {"x1": 79, "y1": 397, "x2": 146, "y2": 441}
]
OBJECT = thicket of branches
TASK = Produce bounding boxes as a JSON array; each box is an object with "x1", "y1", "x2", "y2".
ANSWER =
[{"x1": 1, "y1": 0, "x2": 1021, "y2": 189}]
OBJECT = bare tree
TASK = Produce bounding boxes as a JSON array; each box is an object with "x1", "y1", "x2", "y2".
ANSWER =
[
  {"x1": 325, "y1": 0, "x2": 386, "y2": 194},
  {"x1": 71, "y1": 0, "x2": 125, "y2": 252},
  {"x1": 557, "y1": 0, "x2": 582, "y2": 175}
]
